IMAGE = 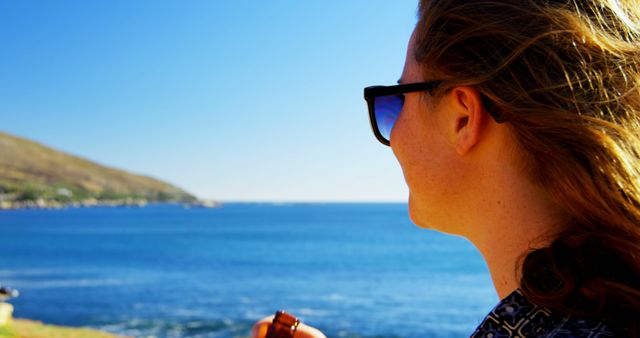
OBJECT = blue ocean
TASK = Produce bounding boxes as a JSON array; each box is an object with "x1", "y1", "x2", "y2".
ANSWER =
[{"x1": 0, "y1": 203, "x2": 498, "y2": 338}]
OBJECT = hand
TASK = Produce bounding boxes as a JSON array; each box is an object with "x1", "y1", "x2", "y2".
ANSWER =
[{"x1": 252, "y1": 315, "x2": 327, "y2": 338}]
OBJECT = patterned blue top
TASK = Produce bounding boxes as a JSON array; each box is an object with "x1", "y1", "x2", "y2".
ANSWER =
[{"x1": 471, "y1": 289, "x2": 616, "y2": 337}]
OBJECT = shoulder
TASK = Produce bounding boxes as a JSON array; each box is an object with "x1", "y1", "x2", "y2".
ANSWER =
[
  {"x1": 471, "y1": 289, "x2": 617, "y2": 338},
  {"x1": 545, "y1": 317, "x2": 616, "y2": 338}
]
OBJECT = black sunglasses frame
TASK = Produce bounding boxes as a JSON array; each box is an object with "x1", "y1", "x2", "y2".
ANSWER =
[{"x1": 364, "y1": 81, "x2": 441, "y2": 146}]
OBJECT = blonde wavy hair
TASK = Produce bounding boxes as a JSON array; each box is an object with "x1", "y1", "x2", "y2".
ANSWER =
[{"x1": 415, "y1": 0, "x2": 640, "y2": 335}]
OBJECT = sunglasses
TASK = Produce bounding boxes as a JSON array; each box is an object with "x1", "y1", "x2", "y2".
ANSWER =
[
  {"x1": 364, "y1": 81, "x2": 504, "y2": 146},
  {"x1": 364, "y1": 81, "x2": 441, "y2": 146}
]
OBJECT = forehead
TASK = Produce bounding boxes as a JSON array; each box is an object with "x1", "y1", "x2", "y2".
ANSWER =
[{"x1": 400, "y1": 30, "x2": 423, "y2": 83}]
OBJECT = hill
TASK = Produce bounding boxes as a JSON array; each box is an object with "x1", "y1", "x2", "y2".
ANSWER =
[{"x1": 0, "y1": 131, "x2": 197, "y2": 209}]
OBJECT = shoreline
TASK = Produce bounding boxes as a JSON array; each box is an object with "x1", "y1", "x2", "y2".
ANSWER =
[{"x1": 0, "y1": 198, "x2": 221, "y2": 211}]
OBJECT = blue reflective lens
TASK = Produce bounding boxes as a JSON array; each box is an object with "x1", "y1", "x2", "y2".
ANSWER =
[{"x1": 374, "y1": 94, "x2": 404, "y2": 142}]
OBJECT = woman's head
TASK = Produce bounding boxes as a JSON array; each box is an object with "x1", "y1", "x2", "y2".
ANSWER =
[
  {"x1": 412, "y1": 0, "x2": 640, "y2": 213},
  {"x1": 408, "y1": 0, "x2": 640, "y2": 333}
]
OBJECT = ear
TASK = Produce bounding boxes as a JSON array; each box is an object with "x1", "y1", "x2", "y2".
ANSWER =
[{"x1": 445, "y1": 87, "x2": 490, "y2": 155}]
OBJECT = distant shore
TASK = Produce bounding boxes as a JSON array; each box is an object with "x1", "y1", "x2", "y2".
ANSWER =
[{"x1": 0, "y1": 198, "x2": 221, "y2": 210}]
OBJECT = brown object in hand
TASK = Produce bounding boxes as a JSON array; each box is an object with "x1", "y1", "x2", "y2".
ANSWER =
[{"x1": 265, "y1": 310, "x2": 300, "y2": 338}]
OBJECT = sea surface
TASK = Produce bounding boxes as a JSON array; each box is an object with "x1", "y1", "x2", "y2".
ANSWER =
[{"x1": 0, "y1": 203, "x2": 498, "y2": 338}]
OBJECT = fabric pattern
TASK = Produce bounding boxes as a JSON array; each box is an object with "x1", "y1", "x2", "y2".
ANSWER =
[{"x1": 471, "y1": 289, "x2": 616, "y2": 337}]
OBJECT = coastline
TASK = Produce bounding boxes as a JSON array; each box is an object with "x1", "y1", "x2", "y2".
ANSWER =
[
  {"x1": 0, "y1": 198, "x2": 149, "y2": 210},
  {"x1": 0, "y1": 198, "x2": 221, "y2": 210}
]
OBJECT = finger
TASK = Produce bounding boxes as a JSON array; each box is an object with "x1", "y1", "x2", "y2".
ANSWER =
[
  {"x1": 294, "y1": 322, "x2": 328, "y2": 338},
  {"x1": 251, "y1": 315, "x2": 275, "y2": 338}
]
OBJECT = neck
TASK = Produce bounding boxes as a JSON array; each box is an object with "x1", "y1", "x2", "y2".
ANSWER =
[
  {"x1": 472, "y1": 223, "x2": 544, "y2": 299},
  {"x1": 461, "y1": 146, "x2": 565, "y2": 300},
  {"x1": 469, "y1": 178, "x2": 564, "y2": 299}
]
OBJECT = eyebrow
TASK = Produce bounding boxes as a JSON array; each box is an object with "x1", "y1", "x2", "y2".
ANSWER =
[{"x1": 397, "y1": 78, "x2": 403, "y2": 85}]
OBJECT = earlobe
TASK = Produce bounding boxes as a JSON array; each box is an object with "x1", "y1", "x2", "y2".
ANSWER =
[{"x1": 449, "y1": 87, "x2": 487, "y2": 155}]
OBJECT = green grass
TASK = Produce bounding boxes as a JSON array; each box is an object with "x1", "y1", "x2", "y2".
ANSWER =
[
  {"x1": 0, "y1": 319, "x2": 129, "y2": 338},
  {"x1": 0, "y1": 325, "x2": 16, "y2": 337}
]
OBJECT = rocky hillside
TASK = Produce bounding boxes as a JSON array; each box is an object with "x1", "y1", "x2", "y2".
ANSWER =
[{"x1": 0, "y1": 131, "x2": 197, "y2": 208}]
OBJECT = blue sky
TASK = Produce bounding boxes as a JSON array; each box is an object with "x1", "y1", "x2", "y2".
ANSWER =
[{"x1": 0, "y1": 1, "x2": 419, "y2": 202}]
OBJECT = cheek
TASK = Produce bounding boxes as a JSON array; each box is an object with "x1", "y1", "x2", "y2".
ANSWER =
[
  {"x1": 391, "y1": 107, "x2": 438, "y2": 192},
  {"x1": 390, "y1": 101, "x2": 424, "y2": 169},
  {"x1": 391, "y1": 108, "x2": 460, "y2": 229},
  {"x1": 391, "y1": 109, "x2": 436, "y2": 220}
]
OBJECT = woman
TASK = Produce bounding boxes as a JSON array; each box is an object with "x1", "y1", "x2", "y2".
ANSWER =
[{"x1": 254, "y1": 0, "x2": 640, "y2": 336}]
